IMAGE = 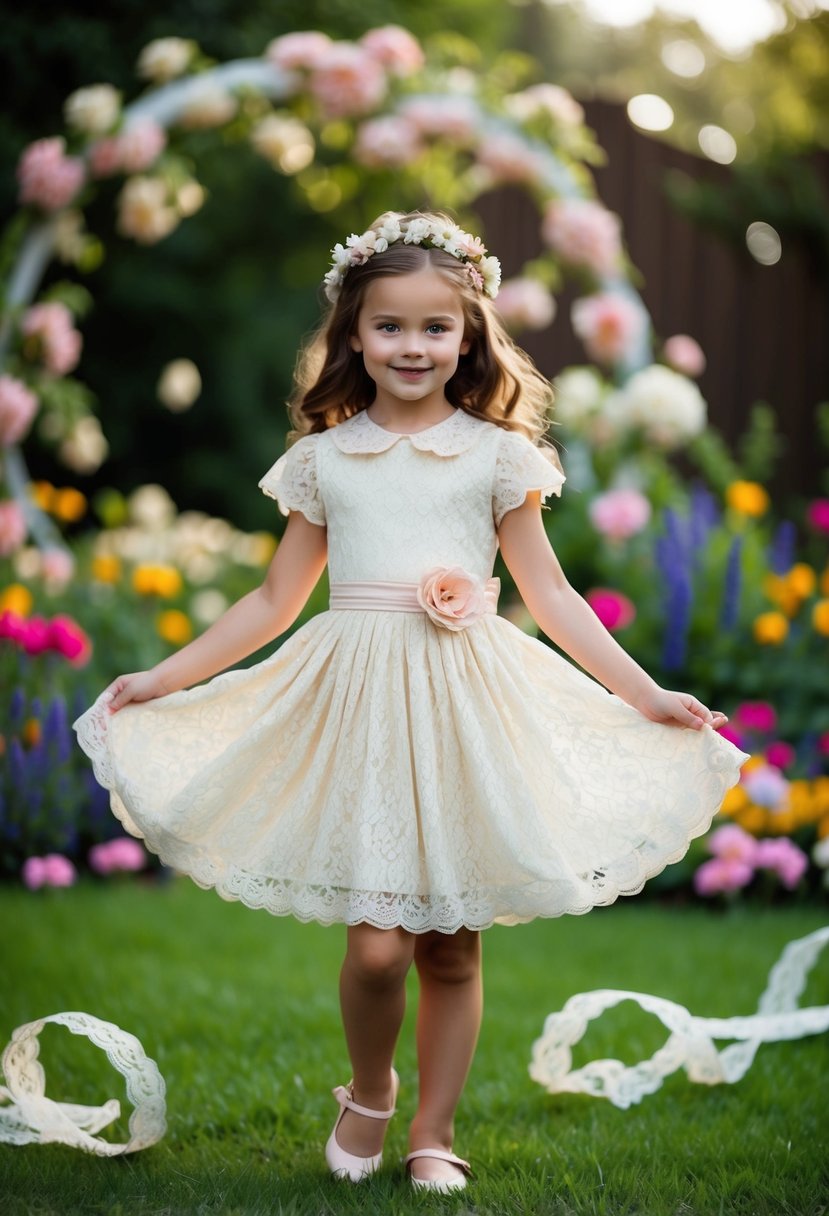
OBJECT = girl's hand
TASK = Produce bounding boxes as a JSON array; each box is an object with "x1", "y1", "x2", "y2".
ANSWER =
[
  {"x1": 633, "y1": 686, "x2": 728, "y2": 731},
  {"x1": 104, "y1": 671, "x2": 172, "y2": 714}
]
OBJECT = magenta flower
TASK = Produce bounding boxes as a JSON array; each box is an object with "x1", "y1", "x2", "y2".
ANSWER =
[
  {"x1": 694, "y1": 857, "x2": 754, "y2": 896},
  {"x1": 717, "y1": 723, "x2": 747, "y2": 752},
  {"x1": 765, "y1": 741, "x2": 795, "y2": 770},
  {"x1": 734, "y1": 701, "x2": 777, "y2": 733},
  {"x1": 589, "y1": 487, "x2": 652, "y2": 541},
  {"x1": 806, "y1": 499, "x2": 829, "y2": 534},
  {"x1": 754, "y1": 838, "x2": 808, "y2": 889},
  {"x1": 22, "y1": 854, "x2": 77, "y2": 889},
  {"x1": 48, "y1": 614, "x2": 92, "y2": 665},
  {"x1": 585, "y1": 587, "x2": 636, "y2": 632}
]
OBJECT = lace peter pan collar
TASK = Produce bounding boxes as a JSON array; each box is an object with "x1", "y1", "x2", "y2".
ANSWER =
[{"x1": 329, "y1": 408, "x2": 490, "y2": 456}]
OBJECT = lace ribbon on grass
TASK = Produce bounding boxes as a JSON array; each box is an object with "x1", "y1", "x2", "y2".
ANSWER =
[
  {"x1": 0, "y1": 1011, "x2": 166, "y2": 1153},
  {"x1": 530, "y1": 925, "x2": 829, "y2": 1109}
]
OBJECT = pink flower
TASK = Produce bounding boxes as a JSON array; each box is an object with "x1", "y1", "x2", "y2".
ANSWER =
[
  {"x1": 21, "y1": 301, "x2": 82, "y2": 376},
  {"x1": 585, "y1": 587, "x2": 636, "y2": 632},
  {"x1": 48, "y1": 614, "x2": 92, "y2": 665},
  {"x1": 765, "y1": 741, "x2": 795, "y2": 770},
  {"x1": 717, "y1": 723, "x2": 747, "y2": 751},
  {"x1": 118, "y1": 121, "x2": 167, "y2": 173},
  {"x1": 0, "y1": 610, "x2": 28, "y2": 644},
  {"x1": 588, "y1": 488, "x2": 651, "y2": 541},
  {"x1": 494, "y1": 278, "x2": 556, "y2": 332},
  {"x1": 417, "y1": 567, "x2": 487, "y2": 631},
  {"x1": 476, "y1": 133, "x2": 545, "y2": 185},
  {"x1": 89, "y1": 837, "x2": 146, "y2": 875},
  {"x1": 742, "y1": 763, "x2": 789, "y2": 811},
  {"x1": 16, "y1": 137, "x2": 85, "y2": 211},
  {"x1": 360, "y1": 25, "x2": 424, "y2": 76},
  {"x1": 734, "y1": 701, "x2": 777, "y2": 733},
  {"x1": 40, "y1": 547, "x2": 75, "y2": 590},
  {"x1": 353, "y1": 116, "x2": 423, "y2": 167},
  {"x1": 266, "y1": 30, "x2": 333, "y2": 71},
  {"x1": 309, "y1": 43, "x2": 387, "y2": 119},
  {"x1": 693, "y1": 856, "x2": 754, "y2": 896},
  {"x1": 20, "y1": 615, "x2": 52, "y2": 656},
  {"x1": 571, "y1": 293, "x2": 645, "y2": 366},
  {"x1": 399, "y1": 96, "x2": 478, "y2": 142},
  {"x1": 663, "y1": 334, "x2": 706, "y2": 378},
  {"x1": 87, "y1": 137, "x2": 123, "y2": 178},
  {"x1": 22, "y1": 854, "x2": 77, "y2": 889},
  {"x1": 542, "y1": 199, "x2": 622, "y2": 277},
  {"x1": 806, "y1": 499, "x2": 829, "y2": 534},
  {"x1": 754, "y1": 837, "x2": 808, "y2": 889},
  {"x1": 818, "y1": 732, "x2": 829, "y2": 757},
  {"x1": 707, "y1": 824, "x2": 759, "y2": 866},
  {"x1": 0, "y1": 500, "x2": 27, "y2": 556},
  {"x1": 0, "y1": 375, "x2": 38, "y2": 446}
]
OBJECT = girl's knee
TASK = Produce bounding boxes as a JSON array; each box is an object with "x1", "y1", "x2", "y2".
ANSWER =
[
  {"x1": 344, "y1": 924, "x2": 414, "y2": 988},
  {"x1": 415, "y1": 929, "x2": 481, "y2": 984}
]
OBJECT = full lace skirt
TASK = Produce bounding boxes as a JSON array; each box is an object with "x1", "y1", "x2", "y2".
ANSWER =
[{"x1": 74, "y1": 611, "x2": 746, "y2": 933}]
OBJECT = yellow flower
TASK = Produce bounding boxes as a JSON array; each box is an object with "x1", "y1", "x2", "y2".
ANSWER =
[
  {"x1": 726, "y1": 480, "x2": 769, "y2": 517},
  {"x1": 132, "y1": 564, "x2": 183, "y2": 597},
  {"x1": 821, "y1": 565, "x2": 829, "y2": 597},
  {"x1": 736, "y1": 805, "x2": 767, "y2": 835},
  {"x1": 719, "y1": 786, "x2": 749, "y2": 816},
  {"x1": 0, "y1": 583, "x2": 33, "y2": 616},
  {"x1": 22, "y1": 718, "x2": 41, "y2": 748},
  {"x1": 30, "y1": 480, "x2": 54, "y2": 511},
  {"x1": 787, "y1": 562, "x2": 816, "y2": 600},
  {"x1": 763, "y1": 574, "x2": 800, "y2": 616},
  {"x1": 753, "y1": 611, "x2": 789, "y2": 644},
  {"x1": 52, "y1": 486, "x2": 87, "y2": 523},
  {"x1": 812, "y1": 599, "x2": 829, "y2": 636},
  {"x1": 156, "y1": 609, "x2": 192, "y2": 645},
  {"x1": 92, "y1": 555, "x2": 122, "y2": 584},
  {"x1": 813, "y1": 777, "x2": 829, "y2": 817},
  {"x1": 818, "y1": 814, "x2": 829, "y2": 840}
]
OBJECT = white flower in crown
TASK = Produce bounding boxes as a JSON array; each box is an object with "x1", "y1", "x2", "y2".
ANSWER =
[{"x1": 323, "y1": 214, "x2": 501, "y2": 302}]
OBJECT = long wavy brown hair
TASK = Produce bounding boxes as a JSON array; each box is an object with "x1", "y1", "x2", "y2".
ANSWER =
[{"x1": 287, "y1": 210, "x2": 558, "y2": 459}]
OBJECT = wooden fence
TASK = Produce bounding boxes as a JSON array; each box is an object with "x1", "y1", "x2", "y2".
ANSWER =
[{"x1": 478, "y1": 98, "x2": 829, "y2": 496}]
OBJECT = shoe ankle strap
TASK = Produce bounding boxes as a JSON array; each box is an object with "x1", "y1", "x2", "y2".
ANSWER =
[
  {"x1": 332, "y1": 1084, "x2": 396, "y2": 1120},
  {"x1": 404, "y1": 1148, "x2": 472, "y2": 1173}
]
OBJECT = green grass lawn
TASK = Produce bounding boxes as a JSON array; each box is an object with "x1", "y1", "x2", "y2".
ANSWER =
[{"x1": 1, "y1": 881, "x2": 827, "y2": 1215}]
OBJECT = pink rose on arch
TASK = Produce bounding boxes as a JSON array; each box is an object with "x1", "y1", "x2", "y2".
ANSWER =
[
  {"x1": 0, "y1": 500, "x2": 27, "y2": 556},
  {"x1": 309, "y1": 43, "x2": 387, "y2": 119},
  {"x1": 0, "y1": 375, "x2": 38, "y2": 446},
  {"x1": 588, "y1": 487, "x2": 651, "y2": 541},
  {"x1": 476, "y1": 133, "x2": 545, "y2": 186},
  {"x1": 417, "y1": 567, "x2": 487, "y2": 631},
  {"x1": 360, "y1": 25, "x2": 424, "y2": 76},
  {"x1": 266, "y1": 30, "x2": 333, "y2": 71},
  {"x1": 21, "y1": 301, "x2": 82, "y2": 376},
  {"x1": 585, "y1": 587, "x2": 635, "y2": 632},
  {"x1": 542, "y1": 198, "x2": 622, "y2": 278},
  {"x1": 494, "y1": 278, "x2": 556, "y2": 332},
  {"x1": 22, "y1": 854, "x2": 77, "y2": 890},
  {"x1": 353, "y1": 116, "x2": 423, "y2": 168},
  {"x1": 17, "y1": 137, "x2": 85, "y2": 211},
  {"x1": 571, "y1": 293, "x2": 645, "y2": 366},
  {"x1": 663, "y1": 334, "x2": 706, "y2": 378}
]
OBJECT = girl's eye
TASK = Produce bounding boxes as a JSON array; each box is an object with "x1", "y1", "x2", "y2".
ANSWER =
[
  {"x1": 427, "y1": 324, "x2": 446, "y2": 335},
  {"x1": 379, "y1": 323, "x2": 399, "y2": 333}
]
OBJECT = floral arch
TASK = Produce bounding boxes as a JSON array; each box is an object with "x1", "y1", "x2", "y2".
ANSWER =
[{"x1": 0, "y1": 23, "x2": 709, "y2": 568}]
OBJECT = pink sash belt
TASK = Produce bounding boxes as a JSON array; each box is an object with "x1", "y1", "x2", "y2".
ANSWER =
[{"x1": 329, "y1": 578, "x2": 500, "y2": 615}]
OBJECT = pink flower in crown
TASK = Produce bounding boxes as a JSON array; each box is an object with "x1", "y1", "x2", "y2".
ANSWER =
[
  {"x1": 360, "y1": 25, "x2": 425, "y2": 76},
  {"x1": 417, "y1": 567, "x2": 488, "y2": 631}
]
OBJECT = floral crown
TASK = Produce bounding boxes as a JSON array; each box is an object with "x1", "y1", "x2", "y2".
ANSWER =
[{"x1": 323, "y1": 214, "x2": 502, "y2": 303}]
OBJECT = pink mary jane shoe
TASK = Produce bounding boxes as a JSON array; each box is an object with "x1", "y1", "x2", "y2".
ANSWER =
[
  {"x1": 404, "y1": 1147, "x2": 473, "y2": 1193},
  {"x1": 325, "y1": 1068, "x2": 400, "y2": 1182}
]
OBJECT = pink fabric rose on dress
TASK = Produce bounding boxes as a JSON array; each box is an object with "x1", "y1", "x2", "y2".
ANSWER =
[{"x1": 417, "y1": 567, "x2": 487, "y2": 631}]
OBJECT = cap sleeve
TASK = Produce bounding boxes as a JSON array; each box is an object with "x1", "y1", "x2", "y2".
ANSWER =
[
  {"x1": 259, "y1": 434, "x2": 326, "y2": 527},
  {"x1": 492, "y1": 431, "x2": 565, "y2": 527}
]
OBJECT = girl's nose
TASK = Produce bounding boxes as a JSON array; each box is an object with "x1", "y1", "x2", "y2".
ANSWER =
[{"x1": 401, "y1": 331, "x2": 426, "y2": 356}]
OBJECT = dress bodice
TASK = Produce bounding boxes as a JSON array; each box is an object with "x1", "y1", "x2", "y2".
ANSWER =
[{"x1": 259, "y1": 408, "x2": 565, "y2": 585}]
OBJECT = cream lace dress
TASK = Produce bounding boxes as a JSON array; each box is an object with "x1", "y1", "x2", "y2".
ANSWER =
[{"x1": 73, "y1": 408, "x2": 747, "y2": 933}]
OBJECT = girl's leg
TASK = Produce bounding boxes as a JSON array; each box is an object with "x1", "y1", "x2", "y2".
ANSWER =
[
  {"x1": 408, "y1": 928, "x2": 483, "y2": 1182},
  {"x1": 335, "y1": 922, "x2": 415, "y2": 1157}
]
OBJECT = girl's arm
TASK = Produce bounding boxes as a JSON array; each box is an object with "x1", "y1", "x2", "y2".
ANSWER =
[
  {"x1": 105, "y1": 511, "x2": 328, "y2": 711},
  {"x1": 498, "y1": 493, "x2": 726, "y2": 731}
]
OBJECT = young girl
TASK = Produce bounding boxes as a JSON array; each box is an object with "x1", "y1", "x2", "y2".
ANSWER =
[{"x1": 74, "y1": 210, "x2": 748, "y2": 1193}]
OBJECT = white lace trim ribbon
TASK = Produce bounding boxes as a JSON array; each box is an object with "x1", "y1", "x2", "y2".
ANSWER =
[
  {"x1": 0, "y1": 1011, "x2": 166, "y2": 1154},
  {"x1": 529, "y1": 925, "x2": 829, "y2": 1109}
]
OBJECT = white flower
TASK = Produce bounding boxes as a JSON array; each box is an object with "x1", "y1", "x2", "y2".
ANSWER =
[
  {"x1": 157, "y1": 359, "x2": 201, "y2": 412},
  {"x1": 117, "y1": 176, "x2": 179, "y2": 244},
  {"x1": 376, "y1": 216, "x2": 403, "y2": 244},
  {"x1": 178, "y1": 86, "x2": 237, "y2": 130},
  {"x1": 552, "y1": 367, "x2": 606, "y2": 428},
  {"x1": 251, "y1": 114, "x2": 315, "y2": 174},
  {"x1": 64, "y1": 84, "x2": 121, "y2": 135},
  {"x1": 479, "y1": 255, "x2": 502, "y2": 298},
  {"x1": 59, "y1": 415, "x2": 109, "y2": 474},
  {"x1": 137, "y1": 37, "x2": 196, "y2": 83},
  {"x1": 403, "y1": 218, "x2": 432, "y2": 244},
  {"x1": 611, "y1": 365, "x2": 708, "y2": 449}
]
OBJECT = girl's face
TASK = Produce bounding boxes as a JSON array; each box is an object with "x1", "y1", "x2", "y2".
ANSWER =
[{"x1": 350, "y1": 268, "x2": 470, "y2": 416}]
